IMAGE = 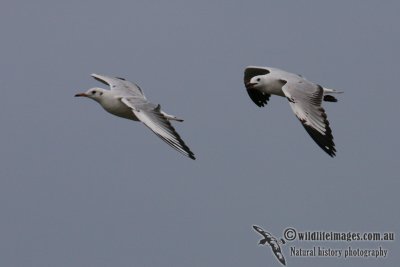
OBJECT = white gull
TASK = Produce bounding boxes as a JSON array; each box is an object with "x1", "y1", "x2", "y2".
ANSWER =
[
  {"x1": 75, "y1": 74, "x2": 195, "y2": 160},
  {"x1": 244, "y1": 66, "x2": 342, "y2": 157}
]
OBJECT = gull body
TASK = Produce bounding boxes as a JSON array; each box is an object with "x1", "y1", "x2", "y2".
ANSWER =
[
  {"x1": 85, "y1": 89, "x2": 137, "y2": 120},
  {"x1": 75, "y1": 74, "x2": 195, "y2": 160},
  {"x1": 244, "y1": 66, "x2": 342, "y2": 157}
]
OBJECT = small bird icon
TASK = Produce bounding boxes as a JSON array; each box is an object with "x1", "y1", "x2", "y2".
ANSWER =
[{"x1": 253, "y1": 225, "x2": 286, "y2": 265}]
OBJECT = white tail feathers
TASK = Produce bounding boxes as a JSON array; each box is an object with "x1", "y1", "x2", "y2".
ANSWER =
[
  {"x1": 323, "y1": 88, "x2": 344, "y2": 94},
  {"x1": 161, "y1": 111, "x2": 184, "y2": 122}
]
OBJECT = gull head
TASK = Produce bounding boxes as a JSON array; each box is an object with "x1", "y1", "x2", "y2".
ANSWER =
[
  {"x1": 75, "y1": 88, "x2": 105, "y2": 102},
  {"x1": 246, "y1": 74, "x2": 286, "y2": 93},
  {"x1": 246, "y1": 75, "x2": 266, "y2": 90}
]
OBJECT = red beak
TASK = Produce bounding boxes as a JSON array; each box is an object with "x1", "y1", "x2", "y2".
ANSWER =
[{"x1": 74, "y1": 93, "x2": 87, "y2": 97}]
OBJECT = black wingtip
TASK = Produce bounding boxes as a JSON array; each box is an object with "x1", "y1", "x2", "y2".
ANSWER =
[
  {"x1": 323, "y1": 95, "x2": 338, "y2": 102},
  {"x1": 244, "y1": 67, "x2": 270, "y2": 85},
  {"x1": 303, "y1": 125, "x2": 336, "y2": 157},
  {"x1": 149, "y1": 113, "x2": 196, "y2": 161},
  {"x1": 244, "y1": 67, "x2": 272, "y2": 107},
  {"x1": 301, "y1": 110, "x2": 337, "y2": 158},
  {"x1": 246, "y1": 89, "x2": 270, "y2": 107}
]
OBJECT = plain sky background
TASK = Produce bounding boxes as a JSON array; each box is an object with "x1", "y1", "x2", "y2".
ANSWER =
[{"x1": 0, "y1": 1, "x2": 399, "y2": 266}]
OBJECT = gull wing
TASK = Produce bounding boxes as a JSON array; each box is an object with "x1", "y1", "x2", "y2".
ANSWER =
[
  {"x1": 244, "y1": 67, "x2": 271, "y2": 107},
  {"x1": 121, "y1": 98, "x2": 195, "y2": 160},
  {"x1": 281, "y1": 80, "x2": 336, "y2": 157},
  {"x1": 91, "y1": 73, "x2": 146, "y2": 99},
  {"x1": 269, "y1": 240, "x2": 286, "y2": 265}
]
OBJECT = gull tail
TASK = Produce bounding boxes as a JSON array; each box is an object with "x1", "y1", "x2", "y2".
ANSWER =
[
  {"x1": 161, "y1": 111, "x2": 184, "y2": 122},
  {"x1": 323, "y1": 88, "x2": 343, "y2": 102}
]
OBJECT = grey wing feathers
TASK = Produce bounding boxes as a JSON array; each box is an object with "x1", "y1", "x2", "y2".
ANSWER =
[
  {"x1": 91, "y1": 73, "x2": 145, "y2": 97},
  {"x1": 121, "y1": 98, "x2": 195, "y2": 160},
  {"x1": 244, "y1": 67, "x2": 271, "y2": 107},
  {"x1": 282, "y1": 82, "x2": 336, "y2": 157},
  {"x1": 301, "y1": 107, "x2": 336, "y2": 157}
]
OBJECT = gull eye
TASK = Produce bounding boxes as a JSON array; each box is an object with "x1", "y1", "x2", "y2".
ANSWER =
[
  {"x1": 91, "y1": 91, "x2": 96, "y2": 95},
  {"x1": 256, "y1": 78, "x2": 261, "y2": 82}
]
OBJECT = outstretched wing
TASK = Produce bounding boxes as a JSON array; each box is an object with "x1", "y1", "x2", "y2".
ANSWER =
[
  {"x1": 281, "y1": 80, "x2": 336, "y2": 157},
  {"x1": 91, "y1": 73, "x2": 145, "y2": 98},
  {"x1": 121, "y1": 98, "x2": 195, "y2": 160},
  {"x1": 244, "y1": 67, "x2": 271, "y2": 107},
  {"x1": 269, "y1": 240, "x2": 286, "y2": 265}
]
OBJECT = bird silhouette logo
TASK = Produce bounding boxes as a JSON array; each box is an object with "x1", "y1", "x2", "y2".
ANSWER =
[{"x1": 253, "y1": 225, "x2": 286, "y2": 265}]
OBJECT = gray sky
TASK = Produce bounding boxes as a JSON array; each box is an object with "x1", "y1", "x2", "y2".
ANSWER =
[{"x1": 0, "y1": 0, "x2": 399, "y2": 266}]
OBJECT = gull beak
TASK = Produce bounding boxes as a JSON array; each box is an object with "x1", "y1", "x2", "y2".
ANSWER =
[
  {"x1": 245, "y1": 82, "x2": 257, "y2": 89},
  {"x1": 74, "y1": 93, "x2": 87, "y2": 97}
]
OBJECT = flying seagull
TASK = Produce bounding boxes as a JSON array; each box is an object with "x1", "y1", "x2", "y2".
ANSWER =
[
  {"x1": 75, "y1": 74, "x2": 195, "y2": 160},
  {"x1": 253, "y1": 225, "x2": 286, "y2": 266},
  {"x1": 244, "y1": 66, "x2": 342, "y2": 157}
]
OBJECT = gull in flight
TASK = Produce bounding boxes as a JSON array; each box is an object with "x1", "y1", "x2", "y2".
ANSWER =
[
  {"x1": 75, "y1": 74, "x2": 195, "y2": 160},
  {"x1": 253, "y1": 225, "x2": 286, "y2": 265},
  {"x1": 244, "y1": 66, "x2": 342, "y2": 157}
]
